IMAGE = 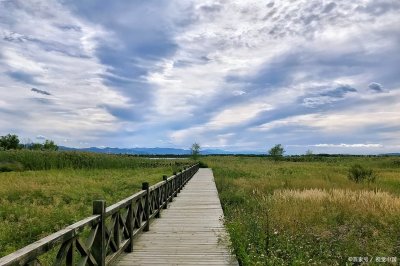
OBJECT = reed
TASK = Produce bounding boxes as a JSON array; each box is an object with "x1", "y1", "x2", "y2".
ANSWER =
[{"x1": 203, "y1": 156, "x2": 400, "y2": 265}]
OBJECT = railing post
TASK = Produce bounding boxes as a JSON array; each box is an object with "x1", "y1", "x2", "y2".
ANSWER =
[
  {"x1": 126, "y1": 200, "x2": 134, "y2": 252},
  {"x1": 155, "y1": 186, "x2": 161, "y2": 219},
  {"x1": 181, "y1": 170, "x2": 184, "y2": 189},
  {"x1": 179, "y1": 169, "x2": 182, "y2": 191},
  {"x1": 173, "y1": 172, "x2": 178, "y2": 198},
  {"x1": 184, "y1": 167, "x2": 187, "y2": 184},
  {"x1": 92, "y1": 200, "x2": 106, "y2": 266},
  {"x1": 142, "y1": 182, "x2": 150, "y2": 232},
  {"x1": 163, "y1": 175, "x2": 168, "y2": 209},
  {"x1": 169, "y1": 173, "x2": 174, "y2": 202},
  {"x1": 176, "y1": 171, "x2": 180, "y2": 193}
]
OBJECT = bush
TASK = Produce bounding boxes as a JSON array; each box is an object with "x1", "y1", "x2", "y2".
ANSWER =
[
  {"x1": 347, "y1": 164, "x2": 376, "y2": 183},
  {"x1": 198, "y1": 161, "x2": 209, "y2": 168},
  {"x1": 392, "y1": 159, "x2": 400, "y2": 167}
]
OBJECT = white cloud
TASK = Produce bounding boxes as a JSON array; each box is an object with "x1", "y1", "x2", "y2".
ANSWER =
[
  {"x1": 232, "y1": 90, "x2": 246, "y2": 96},
  {"x1": 0, "y1": 0, "x2": 399, "y2": 152},
  {"x1": 0, "y1": 0, "x2": 130, "y2": 146},
  {"x1": 36, "y1": 135, "x2": 46, "y2": 140},
  {"x1": 255, "y1": 108, "x2": 400, "y2": 135},
  {"x1": 170, "y1": 102, "x2": 272, "y2": 144},
  {"x1": 146, "y1": 0, "x2": 297, "y2": 119},
  {"x1": 159, "y1": 0, "x2": 395, "y2": 150},
  {"x1": 147, "y1": 0, "x2": 400, "y2": 131},
  {"x1": 208, "y1": 103, "x2": 272, "y2": 129},
  {"x1": 313, "y1": 143, "x2": 383, "y2": 148}
]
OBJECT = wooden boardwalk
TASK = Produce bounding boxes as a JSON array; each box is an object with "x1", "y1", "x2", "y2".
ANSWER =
[{"x1": 115, "y1": 168, "x2": 238, "y2": 265}]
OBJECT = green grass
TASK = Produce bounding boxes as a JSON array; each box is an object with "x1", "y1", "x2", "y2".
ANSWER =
[
  {"x1": 0, "y1": 151, "x2": 192, "y2": 257},
  {"x1": 0, "y1": 150, "x2": 189, "y2": 171},
  {"x1": 203, "y1": 156, "x2": 400, "y2": 265}
]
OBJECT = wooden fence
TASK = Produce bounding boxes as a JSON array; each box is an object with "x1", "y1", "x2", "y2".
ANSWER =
[{"x1": 0, "y1": 163, "x2": 200, "y2": 266}]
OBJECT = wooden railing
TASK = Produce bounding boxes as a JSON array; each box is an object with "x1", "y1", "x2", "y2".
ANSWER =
[{"x1": 0, "y1": 163, "x2": 200, "y2": 266}]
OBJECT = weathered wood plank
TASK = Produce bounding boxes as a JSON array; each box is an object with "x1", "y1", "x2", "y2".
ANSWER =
[{"x1": 114, "y1": 168, "x2": 238, "y2": 266}]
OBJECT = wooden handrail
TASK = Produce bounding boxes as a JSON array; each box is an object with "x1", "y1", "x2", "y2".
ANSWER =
[
  {"x1": 0, "y1": 163, "x2": 200, "y2": 266},
  {"x1": 0, "y1": 215, "x2": 100, "y2": 265},
  {"x1": 105, "y1": 190, "x2": 146, "y2": 216}
]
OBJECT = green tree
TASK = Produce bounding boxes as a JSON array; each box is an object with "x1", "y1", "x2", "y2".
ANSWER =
[
  {"x1": 268, "y1": 144, "x2": 285, "y2": 161},
  {"x1": 29, "y1": 143, "x2": 43, "y2": 150},
  {"x1": 0, "y1": 134, "x2": 20, "y2": 150},
  {"x1": 43, "y1": 140, "x2": 58, "y2": 151},
  {"x1": 190, "y1": 143, "x2": 201, "y2": 160}
]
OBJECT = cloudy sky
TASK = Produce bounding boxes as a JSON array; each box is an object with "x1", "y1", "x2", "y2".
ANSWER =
[{"x1": 0, "y1": 0, "x2": 399, "y2": 154}]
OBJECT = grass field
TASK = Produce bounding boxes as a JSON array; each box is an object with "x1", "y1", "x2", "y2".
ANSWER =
[
  {"x1": 203, "y1": 156, "x2": 400, "y2": 265},
  {"x1": 0, "y1": 151, "x2": 191, "y2": 257},
  {"x1": 0, "y1": 150, "x2": 184, "y2": 171},
  {"x1": 2, "y1": 152, "x2": 399, "y2": 265}
]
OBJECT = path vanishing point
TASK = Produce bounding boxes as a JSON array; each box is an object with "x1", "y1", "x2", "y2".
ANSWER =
[{"x1": 115, "y1": 168, "x2": 239, "y2": 265}]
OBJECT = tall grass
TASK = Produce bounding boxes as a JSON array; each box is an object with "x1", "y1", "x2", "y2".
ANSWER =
[
  {"x1": 0, "y1": 151, "x2": 193, "y2": 257},
  {"x1": 0, "y1": 150, "x2": 190, "y2": 171},
  {"x1": 204, "y1": 156, "x2": 400, "y2": 265}
]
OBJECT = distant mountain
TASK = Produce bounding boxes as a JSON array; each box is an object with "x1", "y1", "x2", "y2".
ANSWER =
[
  {"x1": 202, "y1": 149, "x2": 232, "y2": 155},
  {"x1": 202, "y1": 149, "x2": 263, "y2": 155},
  {"x1": 59, "y1": 146, "x2": 190, "y2": 155},
  {"x1": 58, "y1": 146, "x2": 263, "y2": 155}
]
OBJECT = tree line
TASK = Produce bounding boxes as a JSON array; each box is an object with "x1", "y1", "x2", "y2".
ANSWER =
[{"x1": 0, "y1": 134, "x2": 58, "y2": 151}]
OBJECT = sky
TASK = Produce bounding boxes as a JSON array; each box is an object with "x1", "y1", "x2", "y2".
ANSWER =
[{"x1": 0, "y1": 0, "x2": 399, "y2": 154}]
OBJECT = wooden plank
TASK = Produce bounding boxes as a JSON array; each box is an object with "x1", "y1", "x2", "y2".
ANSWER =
[{"x1": 114, "y1": 168, "x2": 238, "y2": 266}]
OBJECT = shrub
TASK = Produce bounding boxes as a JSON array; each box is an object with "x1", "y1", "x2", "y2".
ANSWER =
[
  {"x1": 347, "y1": 164, "x2": 376, "y2": 183},
  {"x1": 43, "y1": 140, "x2": 58, "y2": 151},
  {"x1": 392, "y1": 159, "x2": 400, "y2": 167},
  {"x1": 198, "y1": 161, "x2": 209, "y2": 168}
]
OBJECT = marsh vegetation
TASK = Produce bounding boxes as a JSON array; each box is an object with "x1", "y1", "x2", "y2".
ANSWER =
[
  {"x1": 203, "y1": 156, "x2": 400, "y2": 265},
  {"x1": 0, "y1": 150, "x2": 191, "y2": 257}
]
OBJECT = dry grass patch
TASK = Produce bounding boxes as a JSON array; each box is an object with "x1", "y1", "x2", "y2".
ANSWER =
[{"x1": 272, "y1": 188, "x2": 400, "y2": 212}]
